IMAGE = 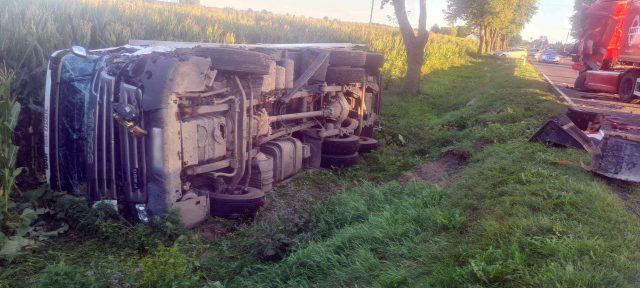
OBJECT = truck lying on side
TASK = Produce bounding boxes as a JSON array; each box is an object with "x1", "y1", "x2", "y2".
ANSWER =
[
  {"x1": 573, "y1": 0, "x2": 640, "y2": 102},
  {"x1": 44, "y1": 40, "x2": 384, "y2": 227}
]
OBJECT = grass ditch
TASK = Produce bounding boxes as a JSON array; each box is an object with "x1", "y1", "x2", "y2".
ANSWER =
[
  {"x1": 228, "y1": 58, "x2": 640, "y2": 287},
  {"x1": 4, "y1": 57, "x2": 640, "y2": 287}
]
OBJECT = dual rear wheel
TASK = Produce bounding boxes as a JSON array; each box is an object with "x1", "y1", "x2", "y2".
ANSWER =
[
  {"x1": 618, "y1": 71, "x2": 639, "y2": 103},
  {"x1": 320, "y1": 135, "x2": 379, "y2": 168}
]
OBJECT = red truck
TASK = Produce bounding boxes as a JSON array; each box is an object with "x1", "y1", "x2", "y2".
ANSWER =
[{"x1": 573, "y1": 0, "x2": 640, "y2": 102}]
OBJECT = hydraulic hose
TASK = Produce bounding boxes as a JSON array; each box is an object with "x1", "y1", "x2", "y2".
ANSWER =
[
  {"x1": 229, "y1": 75, "x2": 248, "y2": 188},
  {"x1": 243, "y1": 79, "x2": 254, "y2": 190}
]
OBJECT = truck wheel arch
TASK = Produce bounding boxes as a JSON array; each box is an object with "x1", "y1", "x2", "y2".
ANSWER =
[{"x1": 618, "y1": 70, "x2": 640, "y2": 102}]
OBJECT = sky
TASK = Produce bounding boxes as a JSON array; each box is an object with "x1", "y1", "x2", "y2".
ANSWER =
[{"x1": 201, "y1": 0, "x2": 575, "y2": 43}]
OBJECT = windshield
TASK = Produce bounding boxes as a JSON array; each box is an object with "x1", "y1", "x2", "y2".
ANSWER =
[{"x1": 56, "y1": 54, "x2": 101, "y2": 195}]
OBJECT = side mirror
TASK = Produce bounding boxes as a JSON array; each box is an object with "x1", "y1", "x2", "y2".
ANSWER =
[{"x1": 71, "y1": 46, "x2": 88, "y2": 57}]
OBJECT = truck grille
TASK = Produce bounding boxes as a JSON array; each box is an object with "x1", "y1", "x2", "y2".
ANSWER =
[
  {"x1": 89, "y1": 72, "x2": 147, "y2": 204},
  {"x1": 89, "y1": 72, "x2": 116, "y2": 201},
  {"x1": 117, "y1": 82, "x2": 147, "y2": 204}
]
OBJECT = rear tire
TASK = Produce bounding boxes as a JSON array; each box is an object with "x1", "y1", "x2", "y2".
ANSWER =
[
  {"x1": 365, "y1": 52, "x2": 385, "y2": 70},
  {"x1": 618, "y1": 71, "x2": 639, "y2": 103},
  {"x1": 325, "y1": 67, "x2": 366, "y2": 84},
  {"x1": 358, "y1": 137, "x2": 379, "y2": 153},
  {"x1": 210, "y1": 188, "x2": 265, "y2": 218},
  {"x1": 321, "y1": 152, "x2": 359, "y2": 168},
  {"x1": 322, "y1": 135, "x2": 360, "y2": 155},
  {"x1": 329, "y1": 50, "x2": 367, "y2": 67},
  {"x1": 193, "y1": 47, "x2": 272, "y2": 75}
]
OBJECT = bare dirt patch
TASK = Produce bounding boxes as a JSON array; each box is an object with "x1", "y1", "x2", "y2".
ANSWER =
[
  {"x1": 196, "y1": 174, "x2": 333, "y2": 240},
  {"x1": 401, "y1": 150, "x2": 469, "y2": 187},
  {"x1": 604, "y1": 178, "x2": 640, "y2": 218}
]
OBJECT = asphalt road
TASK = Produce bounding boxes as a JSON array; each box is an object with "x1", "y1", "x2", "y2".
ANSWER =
[{"x1": 531, "y1": 58, "x2": 640, "y2": 135}]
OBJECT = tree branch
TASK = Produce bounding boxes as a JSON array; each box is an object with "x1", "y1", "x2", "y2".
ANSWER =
[
  {"x1": 418, "y1": 0, "x2": 427, "y2": 34},
  {"x1": 392, "y1": 0, "x2": 416, "y2": 46},
  {"x1": 417, "y1": 0, "x2": 429, "y2": 44}
]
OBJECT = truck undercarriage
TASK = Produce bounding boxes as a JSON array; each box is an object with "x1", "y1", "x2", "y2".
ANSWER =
[{"x1": 44, "y1": 41, "x2": 384, "y2": 227}]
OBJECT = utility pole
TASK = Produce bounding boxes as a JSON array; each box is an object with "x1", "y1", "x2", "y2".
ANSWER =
[{"x1": 370, "y1": 0, "x2": 375, "y2": 24}]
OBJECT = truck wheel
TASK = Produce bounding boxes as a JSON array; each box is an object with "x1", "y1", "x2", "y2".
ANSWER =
[
  {"x1": 358, "y1": 137, "x2": 379, "y2": 153},
  {"x1": 193, "y1": 47, "x2": 272, "y2": 75},
  {"x1": 322, "y1": 135, "x2": 360, "y2": 155},
  {"x1": 618, "y1": 71, "x2": 639, "y2": 103},
  {"x1": 210, "y1": 187, "x2": 265, "y2": 218},
  {"x1": 321, "y1": 152, "x2": 359, "y2": 168},
  {"x1": 365, "y1": 52, "x2": 385, "y2": 70},
  {"x1": 574, "y1": 72, "x2": 587, "y2": 91},
  {"x1": 325, "y1": 67, "x2": 366, "y2": 84},
  {"x1": 329, "y1": 50, "x2": 367, "y2": 67}
]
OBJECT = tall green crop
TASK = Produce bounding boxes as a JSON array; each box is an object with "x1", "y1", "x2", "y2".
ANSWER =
[
  {"x1": 0, "y1": 0, "x2": 476, "y2": 81},
  {"x1": 0, "y1": 0, "x2": 476, "y2": 174},
  {"x1": 0, "y1": 68, "x2": 22, "y2": 212}
]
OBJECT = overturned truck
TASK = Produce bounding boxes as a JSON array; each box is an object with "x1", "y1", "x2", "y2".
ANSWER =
[{"x1": 44, "y1": 41, "x2": 384, "y2": 227}]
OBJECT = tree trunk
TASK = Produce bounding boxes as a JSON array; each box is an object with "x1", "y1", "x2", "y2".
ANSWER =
[
  {"x1": 482, "y1": 27, "x2": 491, "y2": 54},
  {"x1": 490, "y1": 29, "x2": 498, "y2": 52},
  {"x1": 487, "y1": 28, "x2": 496, "y2": 53},
  {"x1": 491, "y1": 31, "x2": 496, "y2": 52},
  {"x1": 484, "y1": 27, "x2": 492, "y2": 54},
  {"x1": 392, "y1": 0, "x2": 429, "y2": 94},
  {"x1": 404, "y1": 46, "x2": 424, "y2": 93},
  {"x1": 484, "y1": 28, "x2": 490, "y2": 54},
  {"x1": 478, "y1": 25, "x2": 485, "y2": 55}
]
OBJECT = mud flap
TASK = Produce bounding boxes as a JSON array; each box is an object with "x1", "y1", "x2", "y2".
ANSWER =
[
  {"x1": 582, "y1": 133, "x2": 640, "y2": 182},
  {"x1": 530, "y1": 115, "x2": 597, "y2": 153}
]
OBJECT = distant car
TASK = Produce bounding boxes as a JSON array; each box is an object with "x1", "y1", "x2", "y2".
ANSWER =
[
  {"x1": 539, "y1": 51, "x2": 560, "y2": 63},
  {"x1": 494, "y1": 47, "x2": 527, "y2": 59},
  {"x1": 534, "y1": 49, "x2": 552, "y2": 60},
  {"x1": 527, "y1": 48, "x2": 539, "y2": 57}
]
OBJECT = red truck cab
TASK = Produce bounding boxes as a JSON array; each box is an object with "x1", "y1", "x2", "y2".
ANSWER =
[
  {"x1": 574, "y1": 0, "x2": 628, "y2": 72},
  {"x1": 571, "y1": 0, "x2": 640, "y2": 101}
]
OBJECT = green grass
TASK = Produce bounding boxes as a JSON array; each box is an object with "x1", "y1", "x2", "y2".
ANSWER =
[
  {"x1": 227, "y1": 58, "x2": 640, "y2": 287},
  {"x1": 5, "y1": 58, "x2": 640, "y2": 287}
]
